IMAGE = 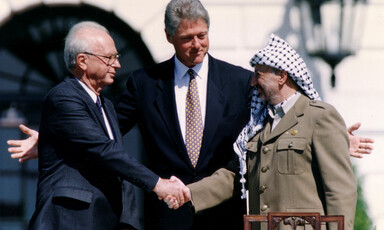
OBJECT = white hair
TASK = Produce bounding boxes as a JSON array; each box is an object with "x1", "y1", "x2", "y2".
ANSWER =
[{"x1": 63, "y1": 21, "x2": 109, "y2": 70}]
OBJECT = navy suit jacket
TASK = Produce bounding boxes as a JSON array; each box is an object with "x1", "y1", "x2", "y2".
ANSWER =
[
  {"x1": 29, "y1": 76, "x2": 159, "y2": 230},
  {"x1": 115, "y1": 54, "x2": 253, "y2": 230}
]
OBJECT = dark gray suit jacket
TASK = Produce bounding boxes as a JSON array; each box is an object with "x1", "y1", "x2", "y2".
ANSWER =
[{"x1": 29, "y1": 76, "x2": 159, "y2": 230}]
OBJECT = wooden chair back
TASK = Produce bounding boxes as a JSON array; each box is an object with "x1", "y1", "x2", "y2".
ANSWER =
[{"x1": 244, "y1": 212, "x2": 344, "y2": 230}]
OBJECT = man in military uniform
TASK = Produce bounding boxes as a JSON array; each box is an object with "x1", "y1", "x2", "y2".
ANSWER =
[{"x1": 184, "y1": 34, "x2": 357, "y2": 230}]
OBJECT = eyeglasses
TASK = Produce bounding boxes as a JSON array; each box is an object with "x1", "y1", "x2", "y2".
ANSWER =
[{"x1": 82, "y1": 52, "x2": 121, "y2": 66}]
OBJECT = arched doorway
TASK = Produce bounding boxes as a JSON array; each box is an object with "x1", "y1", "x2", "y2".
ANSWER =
[{"x1": 0, "y1": 4, "x2": 155, "y2": 229}]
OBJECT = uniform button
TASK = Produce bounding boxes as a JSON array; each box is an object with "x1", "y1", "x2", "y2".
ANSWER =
[
  {"x1": 262, "y1": 147, "x2": 269, "y2": 154},
  {"x1": 259, "y1": 185, "x2": 267, "y2": 193},
  {"x1": 261, "y1": 166, "x2": 269, "y2": 173},
  {"x1": 261, "y1": 204, "x2": 269, "y2": 211}
]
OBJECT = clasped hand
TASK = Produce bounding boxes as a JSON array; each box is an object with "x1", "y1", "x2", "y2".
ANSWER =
[{"x1": 153, "y1": 176, "x2": 191, "y2": 210}]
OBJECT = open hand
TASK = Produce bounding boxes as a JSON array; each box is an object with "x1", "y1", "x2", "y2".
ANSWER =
[
  {"x1": 7, "y1": 124, "x2": 39, "y2": 163},
  {"x1": 348, "y1": 122, "x2": 374, "y2": 158}
]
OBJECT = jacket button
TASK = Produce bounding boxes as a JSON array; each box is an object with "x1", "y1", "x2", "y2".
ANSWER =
[
  {"x1": 262, "y1": 147, "x2": 269, "y2": 154},
  {"x1": 259, "y1": 185, "x2": 267, "y2": 193},
  {"x1": 261, "y1": 166, "x2": 269, "y2": 173},
  {"x1": 261, "y1": 204, "x2": 268, "y2": 211}
]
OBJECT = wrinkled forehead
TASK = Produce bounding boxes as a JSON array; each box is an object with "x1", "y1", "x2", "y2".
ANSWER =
[{"x1": 175, "y1": 18, "x2": 208, "y2": 33}]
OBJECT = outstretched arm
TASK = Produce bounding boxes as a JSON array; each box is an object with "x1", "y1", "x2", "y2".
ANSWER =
[
  {"x1": 7, "y1": 122, "x2": 375, "y2": 161},
  {"x1": 7, "y1": 124, "x2": 39, "y2": 163},
  {"x1": 348, "y1": 122, "x2": 374, "y2": 158}
]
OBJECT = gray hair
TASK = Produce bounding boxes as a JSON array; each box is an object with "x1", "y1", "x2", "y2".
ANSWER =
[
  {"x1": 64, "y1": 21, "x2": 109, "y2": 70},
  {"x1": 165, "y1": 0, "x2": 210, "y2": 37}
]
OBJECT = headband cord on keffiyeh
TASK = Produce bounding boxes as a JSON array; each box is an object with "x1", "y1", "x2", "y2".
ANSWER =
[{"x1": 233, "y1": 34, "x2": 321, "y2": 199}]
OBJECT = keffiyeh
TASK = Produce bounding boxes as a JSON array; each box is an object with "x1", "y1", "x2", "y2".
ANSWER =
[{"x1": 234, "y1": 34, "x2": 321, "y2": 199}]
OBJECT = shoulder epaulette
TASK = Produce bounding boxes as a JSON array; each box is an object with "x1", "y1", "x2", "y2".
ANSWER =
[{"x1": 309, "y1": 100, "x2": 327, "y2": 109}]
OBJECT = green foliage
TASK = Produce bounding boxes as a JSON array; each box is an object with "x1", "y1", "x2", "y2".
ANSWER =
[{"x1": 354, "y1": 167, "x2": 373, "y2": 230}]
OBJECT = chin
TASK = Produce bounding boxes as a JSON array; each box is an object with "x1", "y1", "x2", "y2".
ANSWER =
[
  {"x1": 105, "y1": 78, "x2": 114, "y2": 85},
  {"x1": 191, "y1": 56, "x2": 204, "y2": 65}
]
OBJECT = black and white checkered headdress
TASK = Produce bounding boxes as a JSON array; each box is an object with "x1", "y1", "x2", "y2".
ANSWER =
[
  {"x1": 250, "y1": 34, "x2": 320, "y2": 100},
  {"x1": 234, "y1": 34, "x2": 321, "y2": 199}
]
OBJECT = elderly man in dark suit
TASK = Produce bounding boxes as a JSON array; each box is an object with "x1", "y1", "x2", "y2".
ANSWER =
[
  {"x1": 28, "y1": 21, "x2": 188, "y2": 230},
  {"x1": 185, "y1": 34, "x2": 357, "y2": 230}
]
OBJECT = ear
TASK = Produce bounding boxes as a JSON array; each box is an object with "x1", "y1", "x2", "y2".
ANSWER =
[
  {"x1": 165, "y1": 29, "x2": 173, "y2": 44},
  {"x1": 278, "y1": 71, "x2": 288, "y2": 85},
  {"x1": 77, "y1": 53, "x2": 88, "y2": 71}
]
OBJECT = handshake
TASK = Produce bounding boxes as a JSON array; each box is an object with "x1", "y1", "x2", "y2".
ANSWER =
[
  {"x1": 8, "y1": 125, "x2": 191, "y2": 209},
  {"x1": 153, "y1": 176, "x2": 191, "y2": 209}
]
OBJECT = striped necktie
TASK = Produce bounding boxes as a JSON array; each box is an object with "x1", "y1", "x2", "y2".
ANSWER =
[
  {"x1": 185, "y1": 69, "x2": 203, "y2": 168},
  {"x1": 96, "y1": 96, "x2": 103, "y2": 115}
]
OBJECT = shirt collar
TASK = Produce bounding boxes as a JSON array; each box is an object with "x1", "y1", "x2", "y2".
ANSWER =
[
  {"x1": 174, "y1": 54, "x2": 208, "y2": 80},
  {"x1": 75, "y1": 77, "x2": 98, "y2": 103},
  {"x1": 268, "y1": 91, "x2": 301, "y2": 118}
]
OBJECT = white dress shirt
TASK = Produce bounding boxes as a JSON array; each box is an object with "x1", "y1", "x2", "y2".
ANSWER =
[
  {"x1": 76, "y1": 78, "x2": 114, "y2": 140},
  {"x1": 174, "y1": 54, "x2": 208, "y2": 142}
]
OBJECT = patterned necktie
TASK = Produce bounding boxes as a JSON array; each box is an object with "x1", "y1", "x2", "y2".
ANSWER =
[
  {"x1": 96, "y1": 96, "x2": 103, "y2": 115},
  {"x1": 185, "y1": 69, "x2": 203, "y2": 168},
  {"x1": 271, "y1": 106, "x2": 283, "y2": 131}
]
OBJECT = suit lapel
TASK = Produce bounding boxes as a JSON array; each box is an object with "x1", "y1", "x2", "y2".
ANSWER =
[
  {"x1": 103, "y1": 97, "x2": 123, "y2": 144},
  {"x1": 151, "y1": 56, "x2": 231, "y2": 168},
  {"x1": 260, "y1": 117, "x2": 272, "y2": 143},
  {"x1": 153, "y1": 59, "x2": 187, "y2": 155},
  {"x1": 65, "y1": 76, "x2": 111, "y2": 138},
  {"x1": 198, "y1": 56, "x2": 226, "y2": 165}
]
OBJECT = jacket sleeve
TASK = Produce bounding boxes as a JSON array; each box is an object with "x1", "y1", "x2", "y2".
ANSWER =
[
  {"x1": 187, "y1": 158, "x2": 240, "y2": 213},
  {"x1": 41, "y1": 88, "x2": 159, "y2": 192},
  {"x1": 312, "y1": 104, "x2": 357, "y2": 230}
]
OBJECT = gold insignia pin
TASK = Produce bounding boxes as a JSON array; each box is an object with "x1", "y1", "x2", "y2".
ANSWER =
[{"x1": 291, "y1": 129, "x2": 298, "y2": 136}]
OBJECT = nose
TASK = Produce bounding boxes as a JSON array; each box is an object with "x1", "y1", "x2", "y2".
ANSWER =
[
  {"x1": 191, "y1": 36, "x2": 201, "y2": 48},
  {"x1": 111, "y1": 59, "x2": 121, "y2": 69}
]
